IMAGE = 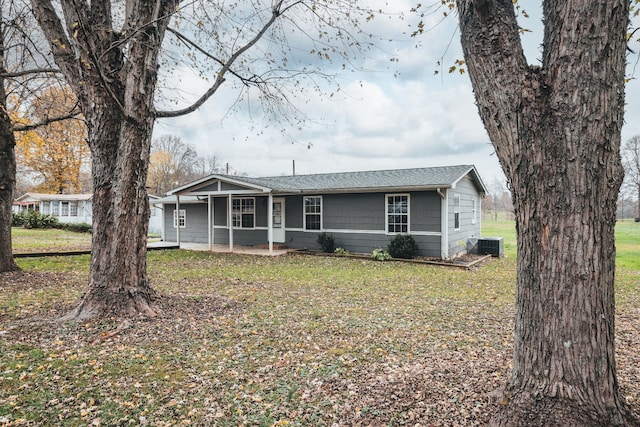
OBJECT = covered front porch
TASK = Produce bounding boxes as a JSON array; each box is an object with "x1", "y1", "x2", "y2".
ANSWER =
[{"x1": 159, "y1": 175, "x2": 288, "y2": 255}]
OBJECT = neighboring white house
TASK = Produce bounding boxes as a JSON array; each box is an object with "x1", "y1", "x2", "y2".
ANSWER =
[
  {"x1": 13, "y1": 193, "x2": 93, "y2": 224},
  {"x1": 13, "y1": 192, "x2": 163, "y2": 234}
]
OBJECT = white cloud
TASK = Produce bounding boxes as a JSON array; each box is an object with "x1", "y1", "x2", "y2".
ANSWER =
[{"x1": 153, "y1": 2, "x2": 639, "y2": 189}]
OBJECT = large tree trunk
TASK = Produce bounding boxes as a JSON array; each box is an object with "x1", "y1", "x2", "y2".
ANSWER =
[
  {"x1": 456, "y1": 0, "x2": 638, "y2": 425},
  {"x1": 0, "y1": 82, "x2": 20, "y2": 273},
  {"x1": 32, "y1": 0, "x2": 175, "y2": 320},
  {"x1": 61, "y1": 104, "x2": 158, "y2": 320},
  {"x1": 0, "y1": 24, "x2": 20, "y2": 273}
]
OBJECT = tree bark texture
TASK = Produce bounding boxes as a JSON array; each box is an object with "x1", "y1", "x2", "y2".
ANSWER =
[
  {"x1": 456, "y1": 0, "x2": 637, "y2": 425},
  {"x1": 0, "y1": 75, "x2": 20, "y2": 273},
  {"x1": 31, "y1": 0, "x2": 177, "y2": 319},
  {"x1": 0, "y1": 18, "x2": 20, "y2": 273}
]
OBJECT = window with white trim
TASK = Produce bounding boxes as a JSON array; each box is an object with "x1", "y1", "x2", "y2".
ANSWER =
[
  {"x1": 232, "y1": 197, "x2": 255, "y2": 228},
  {"x1": 386, "y1": 194, "x2": 409, "y2": 233},
  {"x1": 471, "y1": 198, "x2": 477, "y2": 225},
  {"x1": 454, "y1": 195, "x2": 461, "y2": 230},
  {"x1": 51, "y1": 201, "x2": 59, "y2": 216},
  {"x1": 70, "y1": 202, "x2": 78, "y2": 216},
  {"x1": 173, "y1": 209, "x2": 186, "y2": 228},
  {"x1": 61, "y1": 202, "x2": 69, "y2": 216},
  {"x1": 304, "y1": 196, "x2": 322, "y2": 230}
]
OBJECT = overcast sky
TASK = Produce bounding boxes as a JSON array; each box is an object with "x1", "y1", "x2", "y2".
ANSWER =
[{"x1": 153, "y1": 1, "x2": 640, "y2": 187}]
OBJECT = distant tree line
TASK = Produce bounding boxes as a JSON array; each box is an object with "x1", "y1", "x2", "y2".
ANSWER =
[{"x1": 147, "y1": 134, "x2": 238, "y2": 196}]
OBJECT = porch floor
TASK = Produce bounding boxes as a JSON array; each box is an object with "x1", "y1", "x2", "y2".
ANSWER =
[{"x1": 149, "y1": 241, "x2": 290, "y2": 256}]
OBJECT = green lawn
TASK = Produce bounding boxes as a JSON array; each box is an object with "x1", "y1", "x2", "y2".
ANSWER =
[
  {"x1": 1, "y1": 222, "x2": 638, "y2": 425},
  {"x1": 11, "y1": 227, "x2": 92, "y2": 254}
]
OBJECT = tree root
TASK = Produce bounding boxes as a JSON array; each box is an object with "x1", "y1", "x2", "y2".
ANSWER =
[{"x1": 491, "y1": 395, "x2": 640, "y2": 427}]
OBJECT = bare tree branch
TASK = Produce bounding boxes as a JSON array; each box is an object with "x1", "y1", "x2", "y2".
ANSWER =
[
  {"x1": 13, "y1": 108, "x2": 83, "y2": 132},
  {"x1": 2, "y1": 68, "x2": 59, "y2": 78},
  {"x1": 156, "y1": 1, "x2": 287, "y2": 119}
]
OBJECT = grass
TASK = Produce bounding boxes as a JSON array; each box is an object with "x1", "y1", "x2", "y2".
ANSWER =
[
  {"x1": 11, "y1": 228, "x2": 92, "y2": 253},
  {"x1": 1, "y1": 221, "x2": 639, "y2": 425}
]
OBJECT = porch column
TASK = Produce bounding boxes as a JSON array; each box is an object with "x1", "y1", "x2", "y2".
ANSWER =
[
  {"x1": 208, "y1": 195, "x2": 212, "y2": 251},
  {"x1": 176, "y1": 195, "x2": 181, "y2": 246},
  {"x1": 268, "y1": 192, "x2": 273, "y2": 254},
  {"x1": 228, "y1": 194, "x2": 234, "y2": 252}
]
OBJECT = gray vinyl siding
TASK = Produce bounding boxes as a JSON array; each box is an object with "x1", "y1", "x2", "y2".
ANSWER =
[
  {"x1": 285, "y1": 196, "x2": 303, "y2": 228},
  {"x1": 213, "y1": 197, "x2": 228, "y2": 226},
  {"x1": 211, "y1": 229, "x2": 268, "y2": 246},
  {"x1": 323, "y1": 193, "x2": 383, "y2": 230},
  {"x1": 198, "y1": 183, "x2": 219, "y2": 192},
  {"x1": 285, "y1": 230, "x2": 440, "y2": 256},
  {"x1": 448, "y1": 177, "x2": 482, "y2": 256},
  {"x1": 284, "y1": 191, "x2": 442, "y2": 256},
  {"x1": 320, "y1": 191, "x2": 441, "y2": 233},
  {"x1": 410, "y1": 192, "x2": 441, "y2": 232},
  {"x1": 163, "y1": 203, "x2": 209, "y2": 243},
  {"x1": 255, "y1": 196, "x2": 268, "y2": 228},
  {"x1": 221, "y1": 182, "x2": 249, "y2": 191}
]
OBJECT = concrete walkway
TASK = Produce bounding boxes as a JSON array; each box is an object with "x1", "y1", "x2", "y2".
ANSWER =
[{"x1": 148, "y1": 241, "x2": 290, "y2": 256}]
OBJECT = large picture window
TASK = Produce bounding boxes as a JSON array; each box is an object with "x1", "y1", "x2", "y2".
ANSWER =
[
  {"x1": 386, "y1": 194, "x2": 409, "y2": 233},
  {"x1": 304, "y1": 196, "x2": 322, "y2": 230},
  {"x1": 232, "y1": 198, "x2": 255, "y2": 228},
  {"x1": 173, "y1": 209, "x2": 186, "y2": 228}
]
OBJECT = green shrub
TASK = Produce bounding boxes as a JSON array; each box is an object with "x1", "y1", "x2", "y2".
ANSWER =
[
  {"x1": 387, "y1": 234, "x2": 419, "y2": 259},
  {"x1": 12, "y1": 211, "x2": 27, "y2": 227},
  {"x1": 334, "y1": 247, "x2": 350, "y2": 255},
  {"x1": 371, "y1": 248, "x2": 391, "y2": 261},
  {"x1": 23, "y1": 210, "x2": 59, "y2": 229},
  {"x1": 57, "y1": 222, "x2": 92, "y2": 233},
  {"x1": 316, "y1": 232, "x2": 336, "y2": 253}
]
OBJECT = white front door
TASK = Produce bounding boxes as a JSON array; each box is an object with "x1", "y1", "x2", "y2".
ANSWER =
[{"x1": 272, "y1": 198, "x2": 285, "y2": 243}]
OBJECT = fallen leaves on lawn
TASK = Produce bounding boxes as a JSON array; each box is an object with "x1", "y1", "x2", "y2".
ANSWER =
[{"x1": 1, "y1": 254, "x2": 640, "y2": 426}]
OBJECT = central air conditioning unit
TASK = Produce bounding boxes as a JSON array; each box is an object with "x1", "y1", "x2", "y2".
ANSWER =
[{"x1": 478, "y1": 237, "x2": 504, "y2": 257}]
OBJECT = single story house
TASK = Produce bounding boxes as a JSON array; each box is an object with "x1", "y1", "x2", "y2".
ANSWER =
[
  {"x1": 13, "y1": 192, "x2": 93, "y2": 224},
  {"x1": 13, "y1": 192, "x2": 163, "y2": 234},
  {"x1": 154, "y1": 165, "x2": 487, "y2": 259}
]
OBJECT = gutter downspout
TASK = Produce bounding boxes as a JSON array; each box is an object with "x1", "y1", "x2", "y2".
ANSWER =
[
  {"x1": 176, "y1": 195, "x2": 181, "y2": 247},
  {"x1": 268, "y1": 193, "x2": 273, "y2": 255},
  {"x1": 437, "y1": 188, "x2": 448, "y2": 259},
  {"x1": 208, "y1": 195, "x2": 212, "y2": 251},
  {"x1": 228, "y1": 194, "x2": 234, "y2": 253}
]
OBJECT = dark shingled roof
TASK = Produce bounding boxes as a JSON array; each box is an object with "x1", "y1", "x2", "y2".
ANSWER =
[{"x1": 230, "y1": 165, "x2": 480, "y2": 193}]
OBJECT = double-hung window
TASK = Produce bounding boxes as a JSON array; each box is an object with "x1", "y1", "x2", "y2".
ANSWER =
[
  {"x1": 386, "y1": 194, "x2": 409, "y2": 233},
  {"x1": 173, "y1": 209, "x2": 186, "y2": 228},
  {"x1": 232, "y1": 197, "x2": 255, "y2": 228},
  {"x1": 304, "y1": 196, "x2": 322, "y2": 230}
]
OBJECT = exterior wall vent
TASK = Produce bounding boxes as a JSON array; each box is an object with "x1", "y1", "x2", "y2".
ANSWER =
[{"x1": 478, "y1": 237, "x2": 504, "y2": 257}]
